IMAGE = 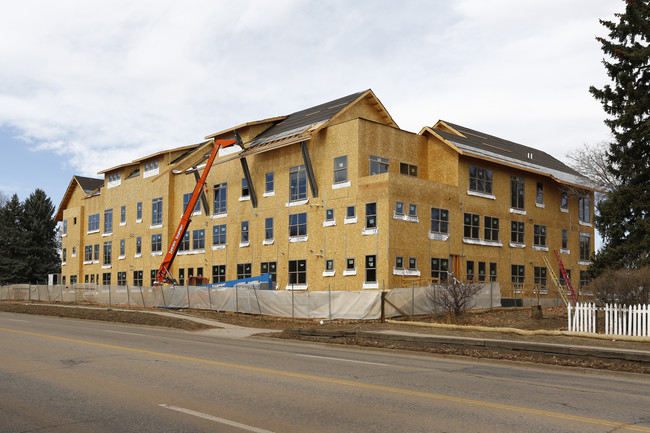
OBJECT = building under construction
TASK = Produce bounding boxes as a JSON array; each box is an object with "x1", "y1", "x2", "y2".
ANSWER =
[{"x1": 55, "y1": 90, "x2": 595, "y2": 300}]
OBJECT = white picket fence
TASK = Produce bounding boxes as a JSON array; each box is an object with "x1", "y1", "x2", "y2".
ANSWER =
[
  {"x1": 567, "y1": 302, "x2": 597, "y2": 333},
  {"x1": 568, "y1": 302, "x2": 650, "y2": 337}
]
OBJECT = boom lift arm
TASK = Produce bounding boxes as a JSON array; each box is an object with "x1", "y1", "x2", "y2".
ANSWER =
[{"x1": 155, "y1": 138, "x2": 237, "y2": 285}]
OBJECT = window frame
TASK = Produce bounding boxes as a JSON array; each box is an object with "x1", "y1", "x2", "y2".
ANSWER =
[
  {"x1": 151, "y1": 197, "x2": 163, "y2": 226},
  {"x1": 237, "y1": 263, "x2": 252, "y2": 279},
  {"x1": 265, "y1": 217, "x2": 274, "y2": 241},
  {"x1": 484, "y1": 216, "x2": 499, "y2": 241},
  {"x1": 288, "y1": 259, "x2": 307, "y2": 285},
  {"x1": 265, "y1": 172, "x2": 274, "y2": 193},
  {"x1": 430, "y1": 207, "x2": 449, "y2": 234},
  {"x1": 408, "y1": 203, "x2": 417, "y2": 218},
  {"x1": 511, "y1": 221, "x2": 525, "y2": 244},
  {"x1": 151, "y1": 233, "x2": 162, "y2": 253},
  {"x1": 241, "y1": 221, "x2": 249, "y2": 243},
  {"x1": 463, "y1": 212, "x2": 480, "y2": 239},
  {"x1": 369, "y1": 155, "x2": 389, "y2": 175},
  {"x1": 333, "y1": 155, "x2": 348, "y2": 184},
  {"x1": 103, "y1": 241, "x2": 112, "y2": 266},
  {"x1": 192, "y1": 228, "x2": 205, "y2": 250},
  {"x1": 511, "y1": 264, "x2": 525, "y2": 286},
  {"x1": 260, "y1": 261, "x2": 277, "y2": 287},
  {"x1": 579, "y1": 194, "x2": 591, "y2": 223},
  {"x1": 104, "y1": 209, "x2": 113, "y2": 233},
  {"x1": 213, "y1": 224, "x2": 227, "y2": 246},
  {"x1": 534, "y1": 266, "x2": 547, "y2": 288},
  {"x1": 536, "y1": 182, "x2": 544, "y2": 204},
  {"x1": 212, "y1": 265, "x2": 226, "y2": 283},
  {"x1": 213, "y1": 182, "x2": 227, "y2": 215},
  {"x1": 289, "y1": 165, "x2": 308, "y2": 202},
  {"x1": 399, "y1": 162, "x2": 418, "y2": 177},
  {"x1": 289, "y1": 212, "x2": 307, "y2": 238},
  {"x1": 365, "y1": 202, "x2": 377, "y2": 229},
  {"x1": 88, "y1": 213, "x2": 100, "y2": 232},
  {"x1": 510, "y1": 176, "x2": 525, "y2": 209},
  {"x1": 579, "y1": 233, "x2": 591, "y2": 261},
  {"x1": 241, "y1": 178, "x2": 249, "y2": 198},
  {"x1": 365, "y1": 255, "x2": 377, "y2": 283},
  {"x1": 430, "y1": 257, "x2": 449, "y2": 283},
  {"x1": 469, "y1": 165, "x2": 493, "y2": 194}
]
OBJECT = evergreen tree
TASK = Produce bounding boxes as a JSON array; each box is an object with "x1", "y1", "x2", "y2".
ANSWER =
[
  {"x1": 0, "y1": 194, "x2": 28, "y2": 284},
  {"x1": 589, "y1": 0, "x2": 650, "y2": 274},
  {"x1": 21, "y1": 189, "x2": 60, "y2": 284}
]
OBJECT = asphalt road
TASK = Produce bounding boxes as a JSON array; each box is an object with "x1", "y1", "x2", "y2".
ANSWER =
[{"x1": 1, "y1": 312, "x2": 650, "y2": 433}]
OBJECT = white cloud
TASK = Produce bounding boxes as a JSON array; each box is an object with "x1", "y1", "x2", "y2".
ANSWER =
[{"x1": 0, "y1": 0, "x2": 622, "y2": 178}]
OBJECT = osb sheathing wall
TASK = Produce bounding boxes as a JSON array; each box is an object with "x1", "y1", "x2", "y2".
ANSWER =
[
  {"x1": 452, "y1": 152, "x2": 594, "y2": 284},
  {"x1": 60, "y1": 100, "x2": 595, "y2": 291}
]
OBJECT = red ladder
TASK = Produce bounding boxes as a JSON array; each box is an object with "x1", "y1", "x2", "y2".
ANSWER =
[{"x1": 554, "y1": 250, "x2": 578, "y2": 305}]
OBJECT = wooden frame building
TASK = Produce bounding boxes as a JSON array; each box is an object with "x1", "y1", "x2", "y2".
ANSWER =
[{"x1": 56, "y1": 90, "x2": 595, "y2": 298}]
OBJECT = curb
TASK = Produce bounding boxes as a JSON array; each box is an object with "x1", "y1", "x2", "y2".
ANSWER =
[{"x1": 284, "y1": 329, "x2": 650, "y2": 364}]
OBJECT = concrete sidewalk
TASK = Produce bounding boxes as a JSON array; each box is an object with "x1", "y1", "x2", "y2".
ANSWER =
[
  {"x1": 141, "y1": 308, "x2": 650, "y2": 363},
  {"x1": 285, "y1": 328, "x2": 650, "y2": 364}
]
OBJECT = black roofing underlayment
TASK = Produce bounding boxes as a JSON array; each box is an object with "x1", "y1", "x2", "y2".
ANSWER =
[
  {"x1": 247, "y1": 90, "x2": 367, "y2": 148},
  {"x1": 435, "y1": 121, "x2": 582, "y2": 177},
  {"x1": 74, "y1": 175, "x2": 104, "y2": 193}
]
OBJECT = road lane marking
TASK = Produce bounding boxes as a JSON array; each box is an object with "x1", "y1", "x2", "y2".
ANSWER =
[
  {"x1": 104, "y1": 330, "x2": 146, "y2": 337},
  {"x1": 297, "y1": 353, "x2": 387, "y2": 366},
  {"x1": 159, "y1": 404, "x2": 275, "y2": 433},
  {"x1": 2, "y1": 326, "x2": 649, "y2": 432},
  {"x1": 5, "y1": 319, "x2": 30, "y2": 322}
]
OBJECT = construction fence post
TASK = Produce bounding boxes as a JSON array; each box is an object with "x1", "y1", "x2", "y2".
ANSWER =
[
  {"x1": 254, "y1": 286, "x2": 262, "y2": 316},
  {"x1": 328, "y1": 284, "x2": 331, "y2": 323},
  {"x1": 411, "y1": 281, "x2": 415, "y2": 320}
]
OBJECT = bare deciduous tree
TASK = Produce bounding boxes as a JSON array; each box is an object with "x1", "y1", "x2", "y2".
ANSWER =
[
  {"x1": 565, "y1": 142, "x2": 617, "y2": 203},
  {"x1": 592, "y1": 266, "x2": 650, "y2": 306},
  {"x1": 427, "y1": 278, "x2": 484, "y2": 319}
]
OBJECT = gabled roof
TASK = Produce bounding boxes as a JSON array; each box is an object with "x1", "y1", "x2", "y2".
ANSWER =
[
  {"x1": 55, "y1": 175, "x2": 104, "y2": 221},
  {"x1": 247, "y1": 90, "x2": 367, "y2": 149},
  {"x1": 238, "y1": 89, "x2": 397, "y2": 158},
  {"x1": 75, "y1": 175, "x2": 104, "y2": 194},
  {"x1": 426, "y1": 120, "x2": 594, "y2": 190}
]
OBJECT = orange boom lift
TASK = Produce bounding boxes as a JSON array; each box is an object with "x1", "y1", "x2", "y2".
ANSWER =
[{"x1": 155, "y1": 138, "x2": 237, "y2": 285}]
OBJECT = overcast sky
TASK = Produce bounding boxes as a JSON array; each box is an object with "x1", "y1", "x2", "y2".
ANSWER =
[{"x1": 0, "y1": 0, "x2": 621, "y2": 211}]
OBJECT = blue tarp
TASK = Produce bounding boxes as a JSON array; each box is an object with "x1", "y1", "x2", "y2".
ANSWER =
[{"x1": 206, "y1": 273, "x2": 273, "y2": 290}]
